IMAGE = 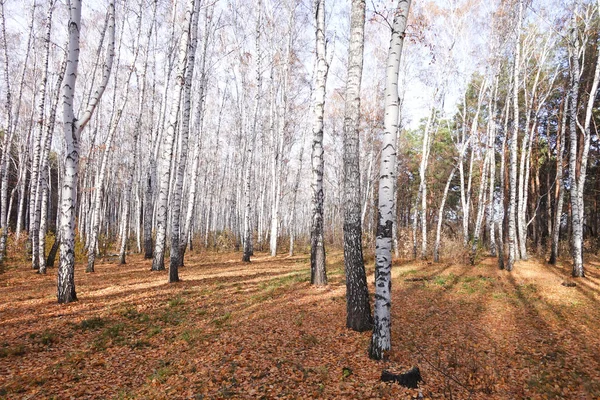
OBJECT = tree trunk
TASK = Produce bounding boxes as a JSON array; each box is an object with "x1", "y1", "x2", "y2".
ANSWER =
[
  {"x1": 120, "y1": 0, "x2": 156, "y2": 265},
  {"x1": 58, "y1": 0, "x2": 115, "y2": 303},
  {"x1": 169, "y1": 0, "x2": 200, "y2": 281},
  {"x1": 342, "y1": 0, "x2": 372, "y2": 332},
  {"x1": 369, "y1": 0, "x2": 410, "y2": 361},
  {"x1": 310, "y1": 0, "x2": 329, "y2": 285},
  {"x1": 151, "y1": 0, "x2": 196, "y2": 273},
  {"x1": 434, "y1": 166, "x2": 456, "y2": 263},
  {"x1": 507, "y1": 0, "x2": 522, "y2": 272},
  {"x1": 38, "y1": 56, "x2": 64, "y2": 274}
]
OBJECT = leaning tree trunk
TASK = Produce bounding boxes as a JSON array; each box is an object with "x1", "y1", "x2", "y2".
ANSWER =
[
  {"x1": 38, "y1": 57, "x2": 64, "y2": 274},
  {"x1": 151, "y1": 0, "x2": 196, "y2": 272},
  {"x1": 87, "y1": 36, "x2": 129, "y2": 273},
  {"x1": 58, "y1": 0, "x2": 115, "y2": 303},
  {"x1": 369, "y1": 0, "x2": 410, "y2": 361},
  {"x1": 342, "y1": 0, "x2": 372, "y2": 332},
  {"x1": 310, "y1": 0, "x2": 329, "y2": 285},
  {"x1": 434, "y1": 166, "x2": 456, "y2": 263}
]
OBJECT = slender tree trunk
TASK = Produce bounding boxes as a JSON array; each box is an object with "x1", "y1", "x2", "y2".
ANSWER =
[
  {"x1": 487, "y1": 78, "x2": 498, "y2": 257},
  {"x1": 151, "y1": 0, "x2": 196, "y2": 272},
  {"x1": 169, "y1": 0, "x2": 199, "y2": 281},
  {"x1": 568, "y1": 13, "x2": 600, "y2": 277},
  {"x1": 369, "y1": 0, "x2": 410, "y2": 361},
  {"x1": 30, "y1": 1, "x2": 56, "y2": 271},
  {"x1": 507, "y1": 0, "x2": 522, "y2": 272},
  {"x1": 419, "y1": 107, "x2": 434, "y2": 259},
  {"x1": 550, "y1": 100, "x2": 568, "y2": 265},
  {"x1": 434, "y1": 166, "x2": 456, "y2": 263},
  {"x1": 120, "y1": 0, "x2": 156, "y2": 265},
  {"x1": 310, "y1": 0, "x2": 329, "y2": 285},
  {"x1": 242, "y1": 0, "x2": 263, "y2": 262},
  {"x1": 87, "y1": 34, "x2": 129, "y2": 273},
  {"x1": 38, "y1": 57, "x2": 64, "y2": 274},
  {"x1": 181, "y1": 5, "x2": 213, "y2": 262},
  {"x1": 289, "y1": 142, "x2": 304, "y2": 257}
]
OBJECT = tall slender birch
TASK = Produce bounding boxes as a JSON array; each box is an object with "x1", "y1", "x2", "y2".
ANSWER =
[
  {"x1": 151, "y1": 0, "x2": 196, "y2": 272},
  {"x1": 58, "y1": 0, "x2": 115, "y2": 303},
  {"x1": 419, "y1": 106, "x2": 435, "y2": 259},
  {"x1": 38, "y1": 58, "x2": 65, "y2": 274},
  {"x1": 434, "y1": 166, "x2": 456, "y2": 263},
  {"x1": 169, "y1": 0, "x2": 200, "y2": 280},
  {"x1": 549, "y1": 98, "x2": 567, "y2": 265},
  {"x1": 181, "y1": 4, "x2": 213, "y2": 263},
  {"x1": 87, "y1": 19, "x2": 132, "y2": 273},
  {"x1": 242, "y1": 0, "x2": 262, "y2": 263},
  {"x1": 310, "y1": 0, "x2": 329, "y2": 285},
  {"x1": 0, "y1": 0, "x2": 13, "y2": 265},
  {"x1": 269, "y1": 5, "x2": 294, "y2": 257},
  {"x1": 343, "y1": 0, "x2": 371, "y2": 332},
  {"x1": 369, "y1": 0, "x2": 410, "y2": 361},
  {"x1": 119, "y1": 0, "x2": 157, "y2": 265},
  {"x1": 568, "y1": 8, "x2": 600, "y2": 277},
  {"x1": 29, "y1": 1, "x2": 56, "y2": 271},
  {"x1": 507, "y1": 0, "x2": 522, "y2": 272}
]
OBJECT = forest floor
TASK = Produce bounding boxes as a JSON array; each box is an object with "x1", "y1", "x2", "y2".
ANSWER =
[{"x1": 1, "y1": 250, "x2": 600, "y2": 399}]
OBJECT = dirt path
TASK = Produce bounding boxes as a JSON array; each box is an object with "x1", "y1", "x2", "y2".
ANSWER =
[{"x1": 1, "y1": 252, "x2": 599, "y2": 399}]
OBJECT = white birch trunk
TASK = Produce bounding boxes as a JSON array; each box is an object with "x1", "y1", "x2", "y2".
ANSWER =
[
  {"x1": 151, "y1": 0, "x2": 196, "y2": 272},
  {"x1": 169, "y1": 0, "x2": 199, "y2": 280},
  {"x1": 58, "y1": 0, "x2": 115, "y2": 303},
  {"x1": 507, "y1": 0, "x2": 522, "y2": 271},
  {"x1": 38, "y1": 57, "x2": 65, "y2": 274},
  {"x1": 310, "y1": 0, "x2": 329, "y2": 284},
  {"x1": 369, "y1": 0, "x2": 410, "y2": 361},
  {"x1": 419, "y1": 107, "x2": 434, "y2": 259},
  {"x1": 434, "y1": 166, "x2": 456, "y2": 263},
  {"x1": 119, "y1": 0, "x2": 156, "y2": 265}
]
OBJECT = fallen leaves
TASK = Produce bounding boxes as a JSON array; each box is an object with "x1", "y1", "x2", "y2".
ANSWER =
[{"x1": 0, "y1": 252, "x2": 599, "y2": 398}]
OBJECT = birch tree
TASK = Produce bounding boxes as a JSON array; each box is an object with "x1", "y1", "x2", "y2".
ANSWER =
[
  {"x1": 29, "y1": 1, "x2": 56, "y2": 272},
  {"x1": 151, "y1": 0, "x2": 196, "y2": 273},
  {"x1": 370, "y1": 0, "x2": 410, "y2": 361},
  {"x1": 310, "y1": 0, "x2": 329, "y2": 285},
  {"x1": 568, "y1": 5, "x2": 600, "y2": 277},
  {"x1": 58, "y1": 0, "x2": 116, "y2": 303},
  {"x1": 168, "y1": 0, "x2": 200, "y2": 279},
  {"x1": 119, "y1": 0, "x2": 157, "y2": 265},
  {"x1": 507, "y1": 0, "x2": 522, "y2": 272},
  {"x1": 549, "y1": 98, "x2": 567, "y2": 265},
  {"x1": 342, "y1": 0, "x2": 371, "y2": 332}
]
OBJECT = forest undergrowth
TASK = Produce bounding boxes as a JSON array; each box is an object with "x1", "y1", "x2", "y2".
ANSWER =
[{"x1": 1, "y1": 250, "x2": 599, "y2": 399}]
